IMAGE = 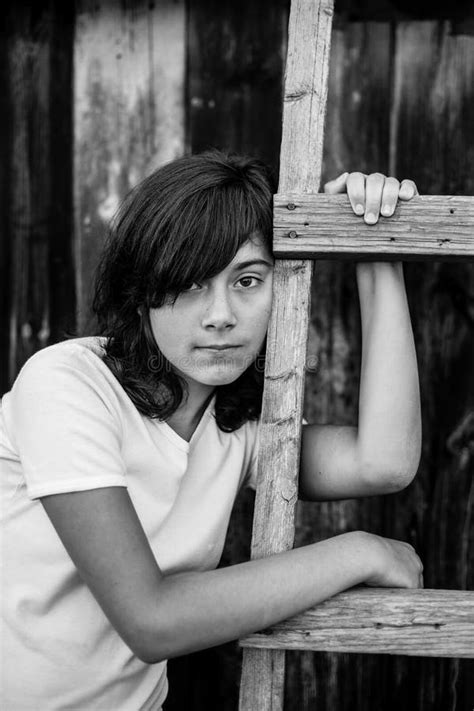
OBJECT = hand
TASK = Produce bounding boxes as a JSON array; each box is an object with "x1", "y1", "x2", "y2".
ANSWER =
[
  {"x1": 324, "y1": 171, "x2": 418, "y2": 225},
  {"x1": 363, "y1": 532, "x2": 424, "y2": 589}
]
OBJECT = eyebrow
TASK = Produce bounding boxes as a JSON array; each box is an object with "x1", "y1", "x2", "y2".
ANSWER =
[{"x1": 231, "y1": 258, "x2": 274, "y2": 271}]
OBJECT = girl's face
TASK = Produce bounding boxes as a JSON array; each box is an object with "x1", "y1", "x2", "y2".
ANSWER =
[{"x1": 149, "y1": 234, "x2": 274, "y2": 391}]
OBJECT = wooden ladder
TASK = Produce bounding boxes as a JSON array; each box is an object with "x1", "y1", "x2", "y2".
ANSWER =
[{"x1": 238, "y1": 1, "x2": 474, "y2": 709}]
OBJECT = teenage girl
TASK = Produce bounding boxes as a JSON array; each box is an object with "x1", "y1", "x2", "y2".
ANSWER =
[{"x1": 0, "y1": 150, "x2": 423, "y2": 710}]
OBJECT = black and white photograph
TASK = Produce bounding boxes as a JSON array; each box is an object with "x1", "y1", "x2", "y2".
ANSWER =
[{"x1": 1, "y1": 1, "x2": 473, "y2": 709}]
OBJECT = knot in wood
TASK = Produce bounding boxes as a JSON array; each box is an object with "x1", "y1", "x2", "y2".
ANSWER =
[
  {"x1": 280, "y1": 480, "x2": 296, "y2": 502},
  {"x1": 289, "y1": 230, "x2": 298, "y2": 239}
]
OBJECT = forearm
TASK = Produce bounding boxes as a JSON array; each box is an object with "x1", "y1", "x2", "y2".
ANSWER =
[
  {"x1": 142, "y1": 531, "x2": 373, "y2": 662},
  {"x1": 356, "y1": 261, "x2": 421, "y2": 478}
]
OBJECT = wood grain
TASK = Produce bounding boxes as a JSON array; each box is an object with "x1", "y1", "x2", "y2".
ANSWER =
[
  {"x1": 6, "y1": 8, "x2": 53, "y2": 386},
  {"x1": 285, "y1": 21, "x2": 394, "y2": 711},
  {"x1": 273, "y1": 194, "x2": 474, "y2": 260},
  {"x1": 240, "y1": 588, "x2": 474, "y2": 658},
  {"x1": 73, "y1": 0, "x2": 185, "y2": 333},
  {"x1": 187, "y1": 0, "x2": 286, "y2": 174},
  {"x1": 239, "y1": 1, "x2": 334, "y2": 709}
]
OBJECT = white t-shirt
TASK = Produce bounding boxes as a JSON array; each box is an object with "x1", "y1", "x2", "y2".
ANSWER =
[{"x1": 0, "y1": 336, "x2": 259, "y2": 710}]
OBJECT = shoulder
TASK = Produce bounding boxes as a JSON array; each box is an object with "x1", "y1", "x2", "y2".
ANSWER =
[
  {"x1": 11, "y1": 336, "x2": 113, "y2": 396},
  {"x1": 224, "y1": 416, "x2": 260, "y2": 451},
  {"x1": 16, "y1": 336, "x2": 108, "y2": 375},
  {"x1": 6, "y1": 336, "x2": 126, "y2": 426}
]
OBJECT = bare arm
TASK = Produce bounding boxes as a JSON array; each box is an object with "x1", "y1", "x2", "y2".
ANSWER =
[
  {"x1": 40, "y1": 486, "x2": 422, "y2": 664},
  {"x1": 355, "y1": 259, "x2": 421, "y2": 482},
  {"x1": 299, "y1": 173, "x2": 422, "y2": 501}
]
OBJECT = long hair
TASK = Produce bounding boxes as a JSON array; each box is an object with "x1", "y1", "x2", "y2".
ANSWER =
[{"x1": 85, "y1": 149, "x2": 276, "y2": 432}]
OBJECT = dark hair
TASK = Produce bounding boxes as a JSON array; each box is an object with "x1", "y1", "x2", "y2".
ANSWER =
[{"x1": 86, "y1": 149, "x2": 276, "y2": 432}]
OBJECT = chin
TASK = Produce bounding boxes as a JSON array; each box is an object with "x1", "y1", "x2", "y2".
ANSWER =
[{"x1": 194, "y1": 367, "x2": 245, "y2": 387}]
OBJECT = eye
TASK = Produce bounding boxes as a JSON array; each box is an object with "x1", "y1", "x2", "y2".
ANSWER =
[
  {"x1": 237, "y1": 276, "x2": 261, "y2": 288},
  {"x1": 183, "y1": 282, "x2": 202, "y2": 292}
]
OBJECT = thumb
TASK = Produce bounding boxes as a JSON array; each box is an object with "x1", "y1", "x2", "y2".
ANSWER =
[{"x1": 323, "y1": 171, "x2": 349, "y2": 194}]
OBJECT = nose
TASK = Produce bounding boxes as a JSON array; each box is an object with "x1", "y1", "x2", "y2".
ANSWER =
[{"x1": 201, "y1": 287, "x2": 237, "y2": 330}]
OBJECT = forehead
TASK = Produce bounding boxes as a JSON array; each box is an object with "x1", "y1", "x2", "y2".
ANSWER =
[{"x1": 226, "y1": 233, "x2": 274, "y2": 269}]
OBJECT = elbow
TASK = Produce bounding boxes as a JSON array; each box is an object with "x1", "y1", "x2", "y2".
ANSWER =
[
  {"x1": 382, "y1": 465, "x2": 418, "y2": 493},
  {"x1": 123, "y1": 629, "x2": 166, "y2": 666},
  {"x1": 130, "y1": 632, "x2": 169, "y2": 666},
  {"x1": 130, "y1": 611, "x2": 190, "y2": 665},
  {"x1": 118, "y1": 611, "x2": 171, "y2": 665},
  {"x1": 359, "y1": 425, "x2": 422, "y2": 494},
  {"x1": 361, "y1": 449, "x2": 421, "y2": 494},
  {"x1": 136, "y1": 648, "x2": 167, "y2": 666}
]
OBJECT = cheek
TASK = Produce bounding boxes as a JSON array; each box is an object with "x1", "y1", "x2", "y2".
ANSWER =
[
  {"x1": 247, "y1": 298, "x2": 272, "y2": 340},
  {"x1": 149, "y1": 310, "x2": 186, "y2": 356}
]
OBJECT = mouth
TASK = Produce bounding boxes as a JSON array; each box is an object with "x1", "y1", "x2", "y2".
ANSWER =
[{"x1": 196, "y1": 344, "x2": 242, "y2": 351}]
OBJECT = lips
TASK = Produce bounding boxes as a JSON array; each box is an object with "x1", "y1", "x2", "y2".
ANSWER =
[{"x1": 197, "y1": 344, "x2": 241, "y2": 350}]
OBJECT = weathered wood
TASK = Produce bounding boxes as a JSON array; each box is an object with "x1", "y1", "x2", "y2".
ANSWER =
[
  {"x1": 240, "y1": 588, "x2": 474, "y2": 658},
  {"x1": 238, "y1": 649, "x2": 286, "y2": 711},
  {"x1": 322, "y1": 22, "x2": 392, "y2": 179},
  {"x1": 388, "y1": 21, "x2": 474, "y2": 710},
  {"x1": 5, "y1": 8, "x2": 54, "y2": 387},
  {"x1": 289, "y1": 20, "x2": 394, "y2": 711},
  {"x1": 273, "y1": 194, "x2": 474, "y2": 260},
  {"x1": 187, "y1": 0, "x2": 285, "y2": 173},
  {"x1": 239, "y1": 1, "x2": 334, "y2": 709},
  {"x1": 73, "y1": 0, "x2": 186, "y2": 334}
]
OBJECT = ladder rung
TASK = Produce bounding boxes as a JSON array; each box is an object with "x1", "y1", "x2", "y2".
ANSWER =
[
  {"x1": 239, "y1": 588, "x2": 474, "y2": 658},
  {"x1": 274, "y1": 194, "x2": 474, "y2": 260}
]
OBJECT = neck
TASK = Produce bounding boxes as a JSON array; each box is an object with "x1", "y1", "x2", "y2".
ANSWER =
[{"x1": 166, "y1": 381, "x2": 215, "y2": 442}]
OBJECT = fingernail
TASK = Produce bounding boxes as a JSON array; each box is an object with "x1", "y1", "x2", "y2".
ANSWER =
[
  {"x1": 381, "y1": 204, "x2": 392, "y2": 216},
  {"x1": 365, "y1": 212, "x2": 377, "y2": 224},
  {"x1": 355, "y1": 203, "x2": 364, "y2": 215}
]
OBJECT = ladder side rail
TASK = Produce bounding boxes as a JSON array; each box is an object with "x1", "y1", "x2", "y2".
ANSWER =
[{"x1": 239, "y1": 1, "x2": 334, "y2": 710}]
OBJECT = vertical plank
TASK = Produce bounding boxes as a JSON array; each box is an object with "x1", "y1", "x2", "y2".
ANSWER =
[
  {"x1": 187, "y1": 0, "x2": 287, "y2": 176},
  {"x1": 2, "y1": 3, "x2": 74, "y2": 393},
  {"x1": 239, "y1": 649, "x2": 286, "y2": 711},
  {"x1": 0, "y1": 12, "x2": 10, "y2": 394},
  {"x1": 73, "y1": 0, "x2": 186, "y2": 333},
  {"x1": 239, "y1": 1, "x2": 334, "y2": 709},
  {"x1": 287, "y1": 20, "x2": 393, "y2": 711},
  {"x1": 390, "y1": 21, "x2": 474, "y2": 711}
]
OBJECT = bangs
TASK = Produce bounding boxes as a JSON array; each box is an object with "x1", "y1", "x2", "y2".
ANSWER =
[{"x1": 147, "y1": 180, "x2": 272, "y2": 305}]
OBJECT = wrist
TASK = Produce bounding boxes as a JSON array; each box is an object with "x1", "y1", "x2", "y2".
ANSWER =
[
  {"x1": 342, "y1": 530, "x2": 383, "y2": 583},
  {"x1": 316, "y1": 531, "x2": 380, "y2": 587},
  {"x1": 356, "y1": 261, "x2": 404, "y2": 279}
]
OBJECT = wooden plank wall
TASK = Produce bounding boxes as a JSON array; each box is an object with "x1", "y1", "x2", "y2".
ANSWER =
[
  {"x1": 286, "y1": 18, "x2": 474, "y2": 711},
  {"x1": 74, "y1": 0, "x2": 186, "y2": 334},
  {"x1": 1, "y1": 2, "x2": 473, "y2": 710},
  {"x1": 1, "y1": 3, "x2": 75, "y2": 393}
]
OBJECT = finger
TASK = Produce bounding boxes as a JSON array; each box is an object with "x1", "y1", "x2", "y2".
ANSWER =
[
  {"x1": 399, "y1": 179, "x2": 418, "y2": 200},
  {"x1": 380, "y1": 177, "x2": 400, "y2": 217},
  {"x1": 323, "y1": 172, "x2": 349, "y2": 194},
  {"x1": 364, "y1": 173, "x2": 385, "y2": 224},
  {"x1": 346, "y1": 172, "x2": 366, "y2": 215}
]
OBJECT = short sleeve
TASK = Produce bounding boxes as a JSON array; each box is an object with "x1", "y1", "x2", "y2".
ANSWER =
[
  {"x1": 243, "y1": 417, "x2": 309, "y2": 491},
  {"x1": 5, "y1": 347, "x2": 127, "y2": 500},
  {"x1": 243, "y1": 420, "x2": 260, "y2": 491}
]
